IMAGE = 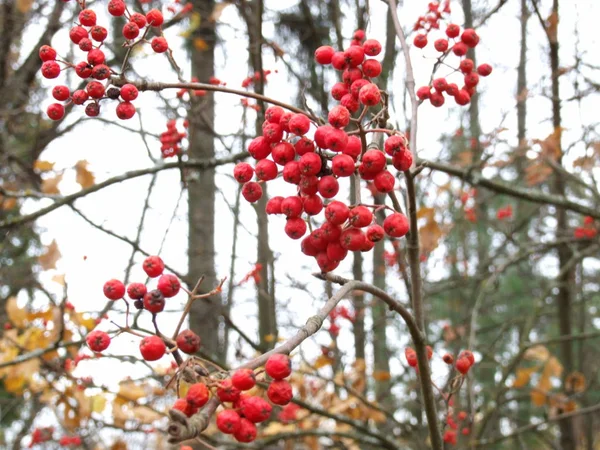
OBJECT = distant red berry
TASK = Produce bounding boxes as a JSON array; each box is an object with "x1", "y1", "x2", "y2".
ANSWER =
[
  {"x1": 443, "y1": 353, "x2": 454, "y2": 364},
  {"x1": 405, "y1": 347, "x2": 417, "y2": 367},
  {"x1": 456, "y1": 357, "x2": 471, "y2": 375}
]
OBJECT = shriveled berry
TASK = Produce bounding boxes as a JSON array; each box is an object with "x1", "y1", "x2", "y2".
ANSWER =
[
  {"x1": 91, "y1": 64, "x2": 111, "y2": 80},
  {"x1": 186, "y1": 382, "x2": 209, "y2": 408},
  {"x1": 139, "y1": 335, "x2": 166, "y2": 361},
  {"x1": 176, "y1": 329, "x2": 201, "y2": 354},
  {"x1": 232, "y1": 369, "x2": 256, "y2": 391},
  {"x1": 157, "y1": 274, "x2": 180, "y2": 298},
  {"x1": 127, "y1": 282, "x2": 147, "y2": 300},
  {"x1": 265, "y1": 353, "x2": 292, "y2": 380},
  {"x1": 103, "y1": 279, "x2": 125, "y2": 300},
  {"x1": 443, "y1": 353, "x2": 454, "y2": 364},
  {"x1": 143, "y1": 289, "x2": 165, "y2": 313},
  {"x1": 86, "y1": 330, "x2": 110, "y2": 352},
  {"x1": 85, "y1": 103, "x2": 100, "y2": 117},
  {"x1": 267, "y1": 380, "x2": 293, "y2": 405}
]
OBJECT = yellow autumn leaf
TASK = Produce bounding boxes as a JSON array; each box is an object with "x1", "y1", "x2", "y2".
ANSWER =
[
  {"x1": 41, "y1": 174, "x2": 63, "y2": 194},
  {"x1": 39, "y1": 240, "x2": 61, "y2": 270},
  {"x1": 417, "y1": 207, "x2": 435, "y2": 221},
  {"x1": 117, "y1": 380, "x2": 147, "y2": 403},
  {"x1": 531, "y1": 389, "x2": 546, "y2": 407},
  {"x1": 51, "y1": 273, "x2": 66, "y2": 286},
  {"x1": 4, "y1": 373, "x2": 27, "y2": 394},
  {"x1": 75, "y1": 160, "x2": 95, "y2": 189},
  {"x1": 16, "y1": 0, "x2": 34, "y2": 13},
  {"x1": 512, "y1": 366, "x2": 539, "y2": 388},
  {"x1": 131, "y1": 406, "x2": 163, "y2": 424},
  {"x1": 33, "y1": 160, "x2": 55, "y2": 172},
  {"x1": 193, "y1": 38, "x2": 209, "y2": 51},
  {"x1": 524, "y1": 345, "x2": 550, "y2": 361},
  {"x1": 71, "y1": 312, "x2": 96, "y2": 332},
  {"x1": 6, "y1": 297, "x2": 27, "y2": 328},
  {"x1": 545, "y1": 356, "x2": 563, "y2": 378},
  {"x1": 263, "y1": 334, "x2": 276, "y2": 343},
  {"x1": 313, "y1": 354, "x2": 334, "y2": 369}
]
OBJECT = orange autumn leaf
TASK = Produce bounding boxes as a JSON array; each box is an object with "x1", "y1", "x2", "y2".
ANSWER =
[
  {"x1": 75, "y1": 160, "x2": 95, "y2": 189},
  {"x1": 39, "y1": 240, "x2": 61, "y2": 270}
]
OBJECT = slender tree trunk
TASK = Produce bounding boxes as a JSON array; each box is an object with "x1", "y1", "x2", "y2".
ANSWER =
[
  {"x1": 242, "y1": 0, "x2": 278, "y2": 350},
  {"x1": 188, "y1": 0, "x2": 223, "y2": 361}
]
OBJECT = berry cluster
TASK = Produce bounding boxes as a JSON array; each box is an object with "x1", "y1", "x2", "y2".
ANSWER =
[
  {"x1": 413, "y1": 1, "x2": 452, "y2": 32},
  {"x1": 171, "y1": 354, "x2": 293, "y2": 444},
  {"x1": 414, "y1": 23, "x2": 492, "y2": 107},
  {"x1": 159, "y1": 119, "x2": 189, "y2": 158},
  {"x1": 574, "y1": 216, "x2": 597, "y2": 239},
  {"x1": 41, "y1": 2, "x2": 169, "y2": 121},
  {"x1": 28, "y1": 427, "x2": 81, "y2": 448},
  {"x1": 405, "y1": 347, "x2": 475, "y2": 376},
  {"x1": 443, "y1": 410, "x2": 471, "y2": 445},
  {"x1": 234, "y1": 30, "x2": 413, "y2": 273}
]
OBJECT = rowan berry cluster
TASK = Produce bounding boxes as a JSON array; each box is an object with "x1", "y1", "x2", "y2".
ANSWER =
[
  {"x1": 41, "y1": 1, "x2": 169, "y2": 121},
  {"x1": 234, "y1": 30, "x2": 413, "y2": 273},
  {"x1": 160, "y1": 119, "x2": 189, "y2": 158},
  {"x1": 414, "y1": 22, "x2": 493, "y2": 107},
  {"x1": 443, "y1": 409, "x2": 471, "y2": 445},
  {"x1": 405, "y1": 346, "x2": 475, "y2": 376},
  {"x1": 574, "y1": 216, "x2": 597, "y2": 239},
  {"x1": 413, "y1": 1, "x2": 452, "y2": 32},
  {"x1": 28, "y1": 427, "x2": 81, "y2": 448}
]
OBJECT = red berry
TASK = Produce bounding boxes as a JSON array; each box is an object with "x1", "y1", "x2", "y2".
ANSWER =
[
  {"x1": 433, "y1": 78, "x2": 448, "y2": 92},
  {"x1": 361, "y1": 148, "x2": 386, "y2": 173},
  {"x1": 434, "y1": 38, "x2": 449, "y2": 52},
  {"x1": 151, "y1": 37, "x2": 168, "y2": 53},
  {"x1": 358, "y1": 83, "x2": 381, "y2": 106},
  {"x1": 446, "y1": 23, "x2": 461, "y2": 38},
  {"x1": 103, "y1": 279, "x2": 125, "y2": 300},
  {"x1": 39, "y1": 45, "x2": 56, "y2": 62},
  {"x1": 374, "y1": 170, "x2": 395, "y2": 193},
  {"x1": 130, "y1": 12, "x2": 147, "y2": 29},
  {"x1": 47, "y1": 103, "x2": 65, "y2": 121},
  {"x1": 344, "y1": 46, "x2": 365, "y2": 67},
  {"x1": 265, "y1": 354, "x2": 292, "y2": 380},
  {"x1": 271, "y1": 142, "x2": 295, "y2": 165},
  {"x1": 108, "y1": 0, "x2": 126, "y2": 16},
  {"x1": 443, "y1": 429, "x2": 457, "y2": 445},
  {"x1": 91, "y1": 26, "x2": 108, "y2": 42},
  {"x1": 87, "y1": 49, "x2": 106, "y2": 66},
  {"x1": 248, "y1": 136, "x2": 271, "y2": 160},
  {"x1": 455, "y1": 89, "x2": 471, "y2": 105},
  {"x1": 416, "y1": 86, "x2": 431, "y2": 100},
  {"x1": 314, "y1": 45, "x2": 335, "y2": 65},
  {"x1": 343, "y1": 135, "x2": 362, "y2": 160},
  {"x1": 430, "y1": 92, "x2": 445, "y2": 107},
  {"x1": 405, "y1": 347, "x2": 417, "y2": 367},
  {"x1": 172, "y1": 398, "x2": 197, "y2": 417},
  {"x1": 299, "y1": 152, "x2": 322, "y2": 176},
  {"x1": 242, "y1": 181, "x2": 263, "y2": 203},
  {"x1": 461, "y1": 28, "x2": 479, "y2": 47},
  {"x1": 363, "y1": 39, "x2": 382, "y2": 56},
  {"x1": 157, "y1": 274, "x2": 180, "y2": 298},
  {"x1": 255, "y1": 159, "x2": 278, "y2": 181},
  {"x1": 51, "y1": 85, "x2": 70, "y2": 101},
  {"x1": 91, "y1": 64, "x2": 111, "y2": 80},
  {"x1": 452, "y1": 42, "x2": 468, "y2": 57},
  {"x1": 86, "y1": 330, "x2": 110, "y2": 352},
  {"x1": 340, "y1": 228, "x2": 366, "y2": 251},
  {"x1": 464, "y1": 72, "x2": 479, "y2": 88},
  {"x1": 143, "y1": 289, "x2": 166, "y2": 313},
  {"x1": 186, "y1": 382, "x2": 209, "y2": 408},
  {"x1": 288, "y1": 113, "x2": 311, "y2": 136},
  {"x1": 458, "y1": 411, "x2": 468, "y2": 421},
  {"x1": 349, "y1": 206, "x2": 373, "y2": 228},
  {"x1": 69, "y1": 26, "x2": 88, "y2": 44},
  {"x1": 392, "y1": 150, "x2": 413, "y2": 171},
  {"x1": 265, "y1": 196, "x2": 284, "y2": 214},
  {"x1": 317, "y1": 176, "x2": 339, "y2": 198},
  {"x1": 146, "y1": 9, "x2": 164, "y2": 27},
  {"x1": 234, "y1": 162, "x2": 254, "y2": 183},
  {"x1": 86, "y1": 81, "x2": 105, "y2": 99},
  {"x1": 413, "y1": 34, "x2": 428, "y2": 48},
  {"x1": 477, "y1": 63, "x2": 493, "y2": 76},
  {"x1": 267, "y1": 380, "x2": 293, "y2": 405},
  {"x1": 384, "y1": 135, "x2": 406, "y2": 156},
  {"x1": 328, "y1": 105, "x2": 350, "y2": 129},
  {"x1": 459, "y1": 350, "x2": 475, "y2": 365},
  {"x1": 366, "y1": 224, "x2": 385, "y2": 242},
  {"x1": 239, "y1": 396, "x2": 272, "y2": 423},
  {"x1": 78, "y1": 38, "x2": 93, "y2": 52},
  {"x1": 71, "y1": 89, "x2": 89, "y2": 105},
  {"x1": 41, "y1": 61, "x2": 60, "y2": 79},
  {"x1": 262, "y1": 122, "x2": 284, "y2": 143},
  {"x1": 326, "y1": 241, "x2": 348, "y2": 261},
  {"x1": 232, "y1": 369, "x2": 256, "y2": 391},
  {"x1": 284, "y1": 217, "x2": 307, "y2": 240},
  {"x1": 75, "y1": 61, "x2": 92, "y2": 79},
  {"x1": 443, "y1": 353, "x2": 454, "y2": 364},
  {"x1": 331, "y1": 51, "x2": 348, "y2": 70},
  {"x1": 362, "y1": 59, "x2": 382, "y2": 78},
  {"x1": 216, "y1": 410, "x2": 242, "y2": 434},
  {"x1": 383, "y1": 213, "x2": 409, "y2": 238},
  {"x1": 331, "y1": 82, "x2": 349, "y2": 100},
  {"x1": 233, "y1": 418, "x2": 257, "y2": 443},
  {"x1": 332, "y1": 154, "x2": 355, "y2": 177},
  {"x1": 127, "y1": 282, "x2": 147, "y2": 299},
  {"x1": 281, "y1": 196, "x2": 303, "y2": 218},
  {"x1": 303, "y1": 194, "x2": 323, "y2": 216},
  {"x1": 283, "y1": 161, "x2": 301, "y2": 184},
  {"x1": 316, "y1": 251, "x2": 340, "y2": 272},
  {"x1": 143, "y1": 256, "x2": 165, "y2": 278},
  {"x1": 456, "y1": 357, "x2": 471, "y2": 375},
  {"x1": 459, "y1": 58, "x2": 475, "y2": 74},
  {"x1": 123, "y1": 22, "x2": 140, "y2": 40},
  {"x1": 294, "y1": 137, "x2": 314, "y2": 156},
  {"x1": 118, "y1": 84, "x2": 138, "y2": 102},
  {"x1": 176, "y1": 329, "x2": 201, "y2": 354},
  {"x1": 217, "y1": 379, "x2": 241, "y2": 403},
  {"x1": 85, "y1": 103, "x2": 100, "y2": 117},
  {"x1": 324, "y1": 128, "x2": 348, "y2": 152},
  {"x1": 446, "y1": 83, "x2": 459, "y2": 96},
  {"x1": 342, "y1": 67, "x2": 363, "y2": 85},
  {"x1": 139, "y1": 335, "x2": 166, "y2": 361},
  {"x1": 325, "y1": 200, "x2": 350, "y2": 225}
]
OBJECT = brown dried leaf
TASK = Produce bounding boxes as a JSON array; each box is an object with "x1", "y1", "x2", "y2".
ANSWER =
[
  {"x1": 313, "y1": 354, "x2": 334, "y2": 369},
  {"x1": 420, "y1": 220, "x2": 443, "y2": 254},
  {"x1": 41, "y1": 174, "x2": 63, "y2": 194},
  {"x1": 524, "y1": 345, "x2": 550, "y2": 361},
  {"x1": 565, "y1": 371, "x2": 586, "y2": 393},
  {"x1": 34, "y1": 160, "x2": 55, "y2": 172},
  {"x1": 547, "y1": 11, "x2": 559, "y2": 43},
  {"x1": 531, "y1": 389, "x2": 547, "y2": 407},
  {"x1": 75, "y1": 160, "x2": 95, "y2": 189},
  {"x1": 39, "y1": 240, "x2": 61, "y2": 270},
  {"x1": 573, "y1": 156, "x2": 595, "y2": 170},
  {"x1": 533, "y1": 128, "x2": 562, "y2": 160},
  {"x1": 513, "y1": 366, "x2": 539, "y2": 388},
  {"x1": 417, "y1": 207, "x2": 435, "y2": 221},
  {"x1": 6, "y1": 297, "x2": 27, "y2": 328},
  {"x1": 372, "y1": 370, "x2": 391, "y2": 382},
  {"x1": 16, "y1": 0, "x2": 34, "y2": 13},
  {"x1": 525, "y1": 161, "x2": 552, "y2": 186}
]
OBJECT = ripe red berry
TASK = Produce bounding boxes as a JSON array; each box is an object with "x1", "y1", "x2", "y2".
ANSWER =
[
  {"x1": 461, "y1": 28, "x2": 479, "y2": 47},
  {"x1": 383, "y1": 213, "x2": 409, "y2": 238},
  {"x1": 130, "y1": 12, "x2": 147, "y2": 29},
  {"x1": 430, "y1": 92, "x2": 445, "y2": 107},
  {"x1": 254, "y1": 159, "x2": 278, "y2": 181},
  {"x1": 79, "y1": 38, "x2": 93, "y2": 52},
  {"x1": 362, "y1": 149, "x2": 386, "y2": 173},
  {"x1": 342, "y1": 67, "x2": 363, "y2": 85},
  {"x1": 405, "y1": 347, "x2": 417, "y2": 367},
  {"x1": 477, "y1": 63, "x2": 493, "y2": 76},
  {"x1": 330, "y1": 82, "x2": 349, "y2": 100},
  {"x1": 413, "y1": 34, "x2": 428, "y2": 48},
  {"x1": 41, "y1": 61, "x2": 61, "y2": 79},
  {"x1": 458, "y1": 411, "x2": 468, "y2": 421},
  {"x1": 157, "y1": 274, "x2": 180, "y2": 298},
  {"x1": 314, "y1": 45, "x2": 335, "y2": 65},
  {"x1": 456, "y1": 357, "x2": 471, "y2": 375},
  {"x1": 331, "y1": 51, "x2": 347, "y2": 70},
  {"x1": 446, "y1": 23, "x2": 461, "y2": 38},
  {"x1": 340, "y1": 228, "x2": 367, "y2": 251},
  {"x1": 262, "y1": 122, "x2": 284, "y2": 143},
  {"x1": 172, "y1": 398, "x2": 198, "y2": 417},
  {"x1": 282, "y1": 161, "x2": 301, "y2": 184},
  {"x1": 416, "y1": 86, "x2": 431, "y2": 100},
  {"x1": 86, "y1": 49, "x2": 105, "y2": 67},
  {"x1": 146, "y1": 9, "x2": 164, "y2": 27},
  {"x1": 363, "y1": 39, "x2": 382, "y2": 56},
  {"x1": 328, "y1": 105, "x2": 350, "y2": 129},
  {"x1": 349, "y1": 206, "x2": 373, "y2": 228},
  {"x1": 284, "y1": 217, "x2": 307, "y2": 240},
  {"x1": 248, "y1": 136, "x2": 271, "y2": 160},
  {"x1": 332, "y1": 154, "x2": 355, "y2": 177},
  {"x1": 446, "y1": 83, "x2": 459, "y2": 96},
  {"x1": 325, "y1": 200, "x2": 350, "y2": 225},
  {"x1": 122, "y1": 22, "x2": 140, "y2": 40},
  {"x1": 108, "y1": 0, "x2": 126, "y2": 16},
  {"x1": 374, "y1": 170, "x2": 396, "y2": 193},
  {"x1": 459, "y1": 350, "x2": 475, "y2": 365},
  {"x1": 324, "y1": 128, "x2": 348, "y2": 152},
  {"x1": 143, "y1": 289, "x2": 166, "y2": 313},
  {"x1": 366, "y1": 224, "x2": 385, "y2": 242},
  {"x1": 233, "y1": 418, "x2": 257, "y2": 443},
  {"x1": 434, "y1": 38, "x2": 449, "y2": 52},
  {"x1": 362, "y1": 59, "x2": 382, "y2": 78},
  {"x1": 127, "y1": 282, "x2": 147, "y2": 300},
  {"x1": 455, "y1": 89, "x2": 471, "y2": 106},
  {"x1": 232, "y1": 369, "x2": 256, "y2": 391},
  {"x1": 139, "y1": 335, "x2": 166, "y2": 361},
  {"x1": 39, "y1": 45, "x2": 57, "y2": 62},
  {"x1": 91, "y1": 26, "x2": 108, "y2": 42},
  {"x1": 216, "y1": 410, "x2": 242, "y2": 434},
  {"x1": 52, "y1": 86, "x2": 70, "y2": 102},
  {"x1": 86, "y1": 330, "x2": 110, "y2": 352},
  {"x1": 265, "y1": 354, "x2": 292, "y2": 380},
  {"x1": 176, "y1": 329, "x2": 201, "y2": 354},
  {"x1": 271, "y1": 142, "x2": 295, "y2": 165},
  {"x1": 47, "y1": 103, "x2": 65, "y2": 121},
  {"x1": 288, "y1": 113, "x2": 311, "y2": 136},
  {"x1": 464, "y1": 72, "x2": 479, "y2": 88},
  {"x1": 69, "y1": 26, "x2": 88, "y2": 44},
  {"x1": 265, "y1": 196, "x2": 284, "y2": 214},
  {"x1": 72, "y1": 89, "x2": 89, "y2": 105},
  {"x1": 143, "y1": 256, "x2": 165, "y2": 278},
  {"x1": 217, "y1": 379, "x2": 241, "y2": 403},
  {"x1": 86, "y1": 81, "x2": 105, "y2": 99},
  {"x1": 242, "y1": 181, "x2": 263, "y2": 203},
  {"x1": 317, "y1": 176, "x2": 339, "y2": 199},
  {"x1": 118, "y1": 84, "x2": 138, "y2": 102},
  {"x1": 103, "y1": 279, "x2": 125, "y2": 300},
  {"x1": 239, "y1": 396, "x2": 272, "y2": 423},
  {"x1": 293, "y1": 137, "x2": 313, "y2": 156},
  {"x1": 443, "y1": 429, "x2": 457, "y2": 445},
  {"x1": 298, "y1": 152, "x2": 321, "y2": 176},
  {"x1": 384, "y1": 135, "x2": 405, "y2": 156},
  {"x1": 116, "y1": 101, "x2": 136, "y2": 120},
  {"x1": 186, "y1": 382, "x2": 209, "y2": 408},
  {"x1": 91, "y1": 64, "x2": 111, "y2": 80},
  {"x1": 443, "y1": 353, "x2": 454, "y2": 364},
  {"x1": 392, "y1": 149, "x2": 413, "y2": 171},
  {"x1": 280, "y1": 196, "x2": 302, "y2": 218},
  {"x1": 452, "y1": 42, "x2": 468, "y2": 57},
  {"x1": 151, "y1": 37, "x2": 168, "y2": 53},
  {"x1": 233, "y1": 163, "x2": 254, "y2": 183},
  {"x1": 75, "y1": 61, "x2": 92, "y2": 79},
  {"x1": 358, "y1": 83, "x2": 381, "y2": 106},
  {"x1": 267, "y1": 380, "x2": 293, "y2": 405},
  {"x1": 344, "y1": 46, "x2": 365, "y2": 67}
]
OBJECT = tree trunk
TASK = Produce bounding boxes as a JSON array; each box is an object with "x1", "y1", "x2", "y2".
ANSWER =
[{"x1": 188, "y1": 0, "x2": 223, "y2": 361}]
